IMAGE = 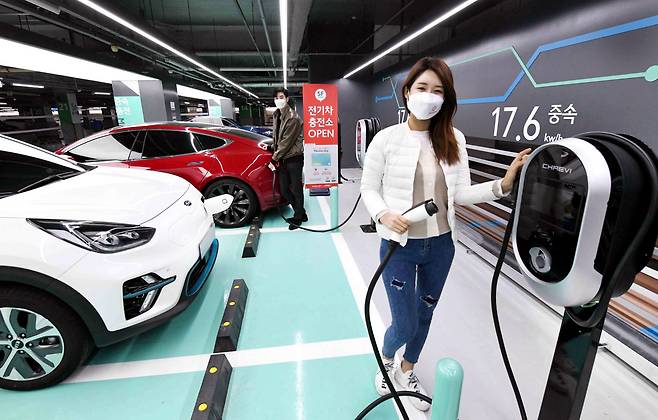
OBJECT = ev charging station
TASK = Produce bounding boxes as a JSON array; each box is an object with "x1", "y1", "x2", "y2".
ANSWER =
[
  {"x1": 355, "y1": 117, "x2": 381, "y2": 169},
  {"x1": 354, "y1": 124, "x2": 658, "y2": 420},
  {"x1": 356, "y1": 117, "x2": 382, "y2": 234},
  {"x1": 511, "y1": 132, "x2": 658, "y2": 420}
]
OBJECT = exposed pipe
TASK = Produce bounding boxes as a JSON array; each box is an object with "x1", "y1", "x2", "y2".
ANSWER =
[
  {"x1": 57, "y1": 3, "x2": 246, "y2": 95},
  {"x1": 232, "y1": 0, "x2": 271, "y2": 75},
  {"x1": 59, "y1": 5, "x2": 178, "y2": 66},
  {"x1": 349, "y1": 0, "x2": 416, "y2": 54},
  {"x1": 242, "y1": 81, "x2": 303, "y2": 88},
  {"x1": 0, "y1": 1, "x2": 213, "y2": 89},
  {"x1": 220, "y1": 67, "x2": 307, "y2": 72},
  {"x1": 287, "y1": 0, "x2": 313, "y2": 71},
  {"x1": 256, "y1": 0, "x2": 277, "y2": 73}
]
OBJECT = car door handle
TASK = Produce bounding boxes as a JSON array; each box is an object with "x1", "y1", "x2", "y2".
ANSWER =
[{"x1": 186, "y1": 161, "x2": 205, "y2": 166}]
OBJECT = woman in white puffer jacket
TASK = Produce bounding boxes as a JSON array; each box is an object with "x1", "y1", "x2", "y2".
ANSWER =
[{"x1": 361, "y1": 56, "x2": 530, "y2": 410}]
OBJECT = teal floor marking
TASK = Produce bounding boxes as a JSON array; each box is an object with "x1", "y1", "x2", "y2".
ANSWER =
[
  {"x1": 88, "y1": 195, "x2": 363, "y2": 363},
  {"x1": 223, "y1": 354, "x2": 398, "y2": 420},
  {"x1": 1, "y1": 371, "x2": 204, "y2": 420},
  {"x1": 234, "y1": 230, "x2": 364, "y2": 350},
  {"x1": 0, "y1": 356, "x2": 396, "y2": 420}
]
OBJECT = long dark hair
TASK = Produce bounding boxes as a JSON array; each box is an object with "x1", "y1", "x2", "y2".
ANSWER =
[{"x1": 401, "y1": 57, "x2": 459, "y2": 165}]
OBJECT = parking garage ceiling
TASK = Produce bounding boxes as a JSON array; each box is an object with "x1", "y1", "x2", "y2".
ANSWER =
[{"x1": 0, "y1": 0, "x2": 497, "y2": 102}]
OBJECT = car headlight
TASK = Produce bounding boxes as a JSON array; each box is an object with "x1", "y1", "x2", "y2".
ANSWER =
[{"x1": 28, "y1": 219, "x2": 156, "y2": 253}]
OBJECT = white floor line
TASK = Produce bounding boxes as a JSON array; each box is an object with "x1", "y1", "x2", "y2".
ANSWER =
[
  {"x1": 225, "y1": 337, "x2": 371, "y2": 368},
  {"x1": 65, "y1": 337, "x2": 373, "y2": 384},
  {"x1": 330, "y1": 232, "x2": 385, "y2": 341},
  {"x1": 331, "y1": 233, "x2": 427, "y2": 420},
  {"x1": 325, "y1": 194, "x2": 428, "y2": 420}
]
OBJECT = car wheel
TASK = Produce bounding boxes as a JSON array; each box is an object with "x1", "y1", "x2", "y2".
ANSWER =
[
  {"x1": 204, "y1": 179, "x2": 258, "y2": 228},
  {"x1": 0, "y1": 285, "x2": 93, "y2": 390}
]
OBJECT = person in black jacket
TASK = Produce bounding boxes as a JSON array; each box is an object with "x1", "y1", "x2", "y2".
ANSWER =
[{"x1": 271, "y1": 88, "x2": 307, "y2": 229}]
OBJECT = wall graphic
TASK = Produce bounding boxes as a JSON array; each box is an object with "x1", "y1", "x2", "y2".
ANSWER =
[{"x1": 373, "y1": 14, "x2": 658, "y2": 152}]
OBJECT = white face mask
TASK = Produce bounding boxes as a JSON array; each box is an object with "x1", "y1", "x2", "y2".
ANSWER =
[
  {"x1": 274, "y1": 98, "x2": 287, "y2": 109},
  {"x1": 406, "y1": 92, "x2": 444, "y2": 120}
]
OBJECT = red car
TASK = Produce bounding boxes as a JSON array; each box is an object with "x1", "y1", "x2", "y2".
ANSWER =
[{"x1": 56, "y1": 122, "x2": 282, "y2": 228}]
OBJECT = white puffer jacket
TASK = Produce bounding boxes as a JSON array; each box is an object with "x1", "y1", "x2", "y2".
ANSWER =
[{"x1": 361, "y1": 122, "x2": 506, "y2": 246}]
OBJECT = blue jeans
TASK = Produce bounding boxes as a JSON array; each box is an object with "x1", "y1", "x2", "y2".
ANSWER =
[{"x1": 380, "y1": 233, "x2": 455, "y2": 364}]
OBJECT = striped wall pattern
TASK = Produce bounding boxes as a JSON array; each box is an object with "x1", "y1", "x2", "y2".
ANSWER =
[{"x1": 458, "y1": 136, "x2": 658, "y2": 363}]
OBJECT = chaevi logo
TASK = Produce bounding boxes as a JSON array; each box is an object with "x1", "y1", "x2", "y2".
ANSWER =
[{"x1": 542, "y1": 163, "x2": 572, "y2": 174}]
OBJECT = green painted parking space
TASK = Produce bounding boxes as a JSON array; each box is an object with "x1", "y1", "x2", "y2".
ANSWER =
[
  {"x1": 0, "y1": 354, "x2": 395, "y2": 420},
  {"x1": 88, "y1": 195, "x2": 364, "y2": 364},
  {"x1": 0, "y1": 371, "x2": 204, "y2": 420},
  {"x1": 223, "y1": 354, "x2": 397, "y2": 420}
]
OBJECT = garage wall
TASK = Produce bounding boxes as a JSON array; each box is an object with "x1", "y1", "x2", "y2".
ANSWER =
[{"x1": 335, "y1": 78, "x2": 372, "y2": 169}]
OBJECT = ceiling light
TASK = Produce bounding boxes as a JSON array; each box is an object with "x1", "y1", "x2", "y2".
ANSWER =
[
  {"x1": 343, "y1": 0, "x2": 480, "y2": 78},
  {"x1": 93, "y1": 91, "x2": 111, "y2": 95},
  {"x1": 279, "y1": 0, "x2": 288, "y2": 89},
  {"x1": 0, "y1": 38, "x2": 152, "y2": 84},
  {"x1": 0, "y1": 102, "x2": 6, "y2": 105},
  {"x1": 25, "y1": 0, "x2": 61, "y2": 15},
  {"x1": 176, "y1": 85, "x2": 229, "y2": 101},
  {"x1": 13, "y1": 83, "x2": 44, "y2": 89},
  {"x1": 74, "y1": 0, "x2": 258, "y2": 98}
]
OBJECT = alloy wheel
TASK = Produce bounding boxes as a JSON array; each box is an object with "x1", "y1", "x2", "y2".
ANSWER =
[
  {"x1": 207, "y1": 182, "x2": 253, "y2": 227},
  {"x1": 0, "y1": 307, "x2": 65, "y2": 382}
]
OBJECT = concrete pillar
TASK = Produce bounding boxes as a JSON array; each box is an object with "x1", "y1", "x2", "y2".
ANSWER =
[
  {"x1": 55, "y1": 91, "x2": 84, "y2": 144},
  {"x1": 111, "y1": 80, "x2": 168, "y2": 125}
]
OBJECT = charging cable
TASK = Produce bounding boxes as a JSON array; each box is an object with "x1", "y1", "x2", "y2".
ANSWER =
[
  {"x1": 490, "y1": 179, "x2": 528, "y2": 420},
  {"x1": 356, "y1": 200, "x2": 439, "y2": 420},
  {"x1": 269, "y1": 167, "x2": 362, "y2": 233},
  {"x1": 490, "y1": 204, "x2": 528, "y2": 420}
]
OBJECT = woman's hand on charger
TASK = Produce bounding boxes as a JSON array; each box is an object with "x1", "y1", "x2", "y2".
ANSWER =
[
  {"x1": 379, "y1": 211, "x2": 410, "y2": 234},
  {"x1": 501, "y1": 148, "x2": 532, "y2": 193}
]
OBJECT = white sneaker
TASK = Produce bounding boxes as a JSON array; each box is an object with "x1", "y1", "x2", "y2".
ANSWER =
[
  {"x1": 394, "y1": 367, "x2": 431, "y2": 411},
  {"x1": 375, "y1": 357, "x2": 397, "y2": 396}
]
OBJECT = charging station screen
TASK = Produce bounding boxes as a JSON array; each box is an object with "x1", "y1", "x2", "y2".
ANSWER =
[
  {"x1": 312, "y1": 153, "x2": 332, "y2": 166},
  {"x1": 528, "y1": 180, "x2": 583, "y2": 232}
]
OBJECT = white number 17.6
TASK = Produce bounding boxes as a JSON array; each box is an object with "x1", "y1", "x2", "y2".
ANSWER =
[{"x1": 491, "y1": 106, "x2": 540, "y2": 141}]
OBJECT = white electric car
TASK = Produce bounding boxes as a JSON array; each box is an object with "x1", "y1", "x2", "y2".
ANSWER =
[{"x1": 0, "y1": 136, "x2": 231, "y2": 390}]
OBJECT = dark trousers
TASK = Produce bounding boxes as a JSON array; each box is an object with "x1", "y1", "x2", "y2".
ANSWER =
[{"x1": 278, "y1": 155, "x2": 306, "y2": 219}]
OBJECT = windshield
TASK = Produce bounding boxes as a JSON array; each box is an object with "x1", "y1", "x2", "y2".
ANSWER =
[
  {"x1": 0, "y1": 150, "x2": 84, "y2": 198},
  {"x1": 1, "y1": 135, "x2": 85, "y2": 172}
]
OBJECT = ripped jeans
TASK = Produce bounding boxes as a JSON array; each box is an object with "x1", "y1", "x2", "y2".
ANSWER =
[{"x1": 380, "y1": 233, "x2": 455, "y2": 364}]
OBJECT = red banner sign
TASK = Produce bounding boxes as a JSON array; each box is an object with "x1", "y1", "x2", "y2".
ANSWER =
[{"x1": 302, "y1": 84, "x2": 339, "y2": 189}]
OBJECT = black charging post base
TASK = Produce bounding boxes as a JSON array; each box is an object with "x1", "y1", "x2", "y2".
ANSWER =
[{"x1": 538, "y1": 309, "x2": 606, "y2": 420}]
